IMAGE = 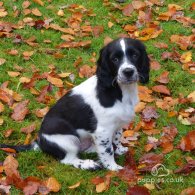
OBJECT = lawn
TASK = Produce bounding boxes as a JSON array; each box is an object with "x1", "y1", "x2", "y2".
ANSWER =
[{"x1": 0, "y1": 0, "x2": 194, "y2": 194}]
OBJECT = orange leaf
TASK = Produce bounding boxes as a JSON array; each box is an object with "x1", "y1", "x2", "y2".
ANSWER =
[
  {"x1": 177, "y1": 130, "x2": 195, "y2": 151},
  {"x1": 44, "y1": 177, "x2": 61, "y2": 193},
  {"x1": 47, "y1": 75, "x2": 63, "y2": 88},
  {"x1": 152, "y1": 85, "x2": 170, "y2": 95},
  {"x1": 0, "y1": 148, "x2": 16, "y2": 153}
]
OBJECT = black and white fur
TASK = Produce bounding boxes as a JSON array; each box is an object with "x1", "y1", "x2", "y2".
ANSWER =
[{"x1": 0, "y1": 38, "x2": 150, "y2": 171}]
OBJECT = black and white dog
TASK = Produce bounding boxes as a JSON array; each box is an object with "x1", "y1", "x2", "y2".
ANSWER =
[{"x1": 1, "y1": 38, "x2": 150, "y2": 171}]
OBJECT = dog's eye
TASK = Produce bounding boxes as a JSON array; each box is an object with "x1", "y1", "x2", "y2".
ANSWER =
[
  {"x1": 132, "y1": 54, "x2": 138, "y2": 59},
  {"x1": 113, "y1": 58, "x2": 119, "y2": 63}
]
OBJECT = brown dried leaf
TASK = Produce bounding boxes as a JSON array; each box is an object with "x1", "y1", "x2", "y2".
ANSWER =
[
  {"x1": 141, "y1": 106, "x2": 159, "y2": 122},
  {"x1": 153, "y1": 42, "x2": 168, "y2": 49},
  {"x1": 181, "y1": 187, "x2": 195, "y2": 195},
  {"x1": 11, "y1": 100, "x2": 29, "y2": 121},
  {"x1": 127, "y1": 185, "x2": 150, "y2": 195},
  {"x1": 122, "y1": 4, "x2": 134, "y2": 16},
  {"x1": 150, "y1": 60, "x2": 161, "y2": 70},
  {"x1": 174, "y1": 160, "x2": 195, "y2": 175},
  {"x1": 4, "y1": 129, "x2": 14, "y2": 138},
  {"x1": 35, "y1": 106, "x2": 49, "y2": 118},
  {"x1": 3, "y1": 155, "x2": 20, "y2": 177},
  {"x1": 138, "y1": 153, "x2": 164, "y2": 172},
  {"x1": 156, "y1": 71, "x2": 169, "y2": 84},
  {"x1": 132, "y1": 1, "x2": 146, "y2": 10},
  {"x1": 79, "y1": 65, "x2": 96, "y2": 78},
  {"x1": 21, "y1": 123, "x2": 36, "y2": 134},
  {"x1": 177, "y1": 130, "x2": 195, "y2": 151},
  {"x1": 152, "y1": 85, "x2": 171, "y2": 95},
  {"x1": 47, "y1": 75, "x2": 63, "y2": 88}
]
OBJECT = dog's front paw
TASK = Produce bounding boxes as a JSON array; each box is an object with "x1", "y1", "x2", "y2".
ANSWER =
[
  {"x1": 115, "y1": 146, "x2": 128, "y2": 155},
  {"x1": 106, "y1": 163, "x2": 123, "y2": 171}
]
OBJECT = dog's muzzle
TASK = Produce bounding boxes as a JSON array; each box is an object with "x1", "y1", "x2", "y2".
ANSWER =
[{"x1": 117, "y1": 66, "x2": 138, "y2": 84}]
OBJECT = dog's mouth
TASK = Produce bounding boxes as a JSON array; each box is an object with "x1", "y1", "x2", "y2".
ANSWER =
[{"x1": 117, "y1": 76, "x2": 138, "y2": 85}]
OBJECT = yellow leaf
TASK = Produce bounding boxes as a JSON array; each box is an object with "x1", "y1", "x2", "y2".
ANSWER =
[
  {"x1": 180, "y1": 51, "x2": 192, "y2": 64},
  {"x1": 96, "y1": 182, "x2": 107, "y2": 193},
  {"x1": 187, "y1": 91, "x2": 195, "y2": 103},
  {"x1": 68, "y1": 181, "x2": 81, "y2": 189},
  {"x1": 45, "y1": 177, "x2": 61, "y2": 192}
]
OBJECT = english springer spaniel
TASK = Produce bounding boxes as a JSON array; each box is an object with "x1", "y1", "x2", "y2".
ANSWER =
[{"x1": 1, "y1": 38, "x2": 150, "y2": 171}]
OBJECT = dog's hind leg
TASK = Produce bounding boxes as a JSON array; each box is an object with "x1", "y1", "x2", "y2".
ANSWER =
[{"x1": 41, "y1": 134, "x2": 101, "y2": 170}]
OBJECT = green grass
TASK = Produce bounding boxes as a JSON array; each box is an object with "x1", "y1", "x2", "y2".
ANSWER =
[{"x1": 0, "y1": 0, "x2": 195, "y2": 194}]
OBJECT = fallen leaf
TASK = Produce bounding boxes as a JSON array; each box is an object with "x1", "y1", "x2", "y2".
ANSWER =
[
  {"x1": 68, "y1": 181, "x2": 81, "y2": 189},
  {"x1": 7, "y1": 71, "x2": 20, "y2": 77},
  {"x1": 187, "y1": 91, "x2": 195, "y2": 103},
  {"x1": 177, "y1": 130, "x2": 195, "y2": 151},
  {"x1": 135, "y1": 102, "x2": 146, "y2": 113},
  {"x1": 44, "y1": 177, "x2": 61, "y2": 193},
  {"x1": 122, "y1": 4, "x2": 134, "y2": 16},
  {"x1": 35, "y1": 106, "x2": 49, "y2": 118},
  {"x1": 7, "y1": 49, "x2": 19, "y2": 56},
  {"x1": 0, "y1": 148, "x2": 16, "y2": 153},
  {"x1": 181, "y1": 187, "x2": 195, "y2": 195},
  {"x1": 180, "y1": 51, "x2": 192, "y2": 64},
  {"x1": 152, "y1": 85, "x2": 171, "y2": 95},
  {"x1": 132, "y1": 1, "x2": 146, "y2": 10},
  {"x1": 127, "y1": 185, "x2": 150, "y2": 195},
  {"x1": 91, "y1": 177, "x2": 104, "y2": 185},
  {"x1": 156, "y1": 71, "x2": 169, "y2": 84},
  {"x1": 175, "y1": 160, "x2": 195, "y2": 175},
  {"x1": 47, "y1": 75, "x2": 63, "y2": 88},
  {"x1": 3, "y1": 155, "x2": 20, "y2": 177},
  {"x1": 0, "y1": 118, "x2": 4, "y2": 125},
  {"x1": 153, "y1": 42, "x2": 168, "y2": 49},
  {"x1": 0, "y1": 102, "x2": 4, "y2": 113},
  {"x1": 0, "y1": 185, "x2": 11, "y2": 194},
  {"x1": 33, "y1": 0, "x2": 44, "y2": 6},
  {"x1": 138, "y1": 86, "x2": 154, "y2": 102},
  {"x1": 11, "y1": 100, "x2": 29, "y2": 121},
  {"x1": 4, "y1": 129, "x2": 14, "y2": 138},
  {"x1": 138, "y1": 153, "x2": 164, "y2": 172},
  {"x1": 0, "y1": 58, "x2": 6, "y2": 66},
  {"x1": 79, "y1": 65, "x2": 96, "y2": 78},
  {"x1": 141, "y1": 106, "x2": 159, "y2": 122},
  {"x1": 32, "y1": 8, "x2": 42, "y2": 17},
  {"x1": 21, "y1": 123, "x2": 36, "y2": 134}
]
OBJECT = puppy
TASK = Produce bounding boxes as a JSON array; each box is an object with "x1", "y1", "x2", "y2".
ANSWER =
[{"x1": 0, "y1": 38, "x2": 150, "y2": 171}]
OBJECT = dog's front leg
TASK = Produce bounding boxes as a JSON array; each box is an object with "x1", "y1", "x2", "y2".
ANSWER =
[
  {"x1": 113, "y1": 129, "x2": 128, "y2": 155},
  {"x1": 93, "y1": 132, "x2": 123, "y2": 171}
]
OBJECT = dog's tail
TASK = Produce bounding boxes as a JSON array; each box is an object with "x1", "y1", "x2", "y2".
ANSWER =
[{"x1": 0, "y1": 141, "x2": 39, "y2": 152}]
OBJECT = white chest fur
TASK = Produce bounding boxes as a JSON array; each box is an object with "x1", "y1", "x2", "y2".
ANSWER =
[{"x1": 72, "y1": 76, "x2": 139, "y2": 131}]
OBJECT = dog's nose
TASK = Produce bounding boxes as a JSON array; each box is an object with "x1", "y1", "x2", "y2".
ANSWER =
[{"x1": 123, "y1": 68, "x2": 134, "y2": 77}]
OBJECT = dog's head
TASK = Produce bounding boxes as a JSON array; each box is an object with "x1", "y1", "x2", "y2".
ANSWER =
[{"x1": 96, "y1": 38, "x2": 150, "y2": 87}]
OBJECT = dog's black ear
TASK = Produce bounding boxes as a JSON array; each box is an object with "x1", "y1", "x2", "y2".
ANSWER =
[
  {"x1": 138, "y1": 44, "x2": 150, "y2": 84},
  {"x1": 96, "y1": 46, "x2": 114, "y2": 88}
]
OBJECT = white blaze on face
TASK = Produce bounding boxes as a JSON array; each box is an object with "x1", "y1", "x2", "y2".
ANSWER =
[
  {"x1": 118, "y1": 39, "x2": 137, "y2": 82},
  {"x1": 120, "y1": 39, "x2": 126, "y2": 55}
]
